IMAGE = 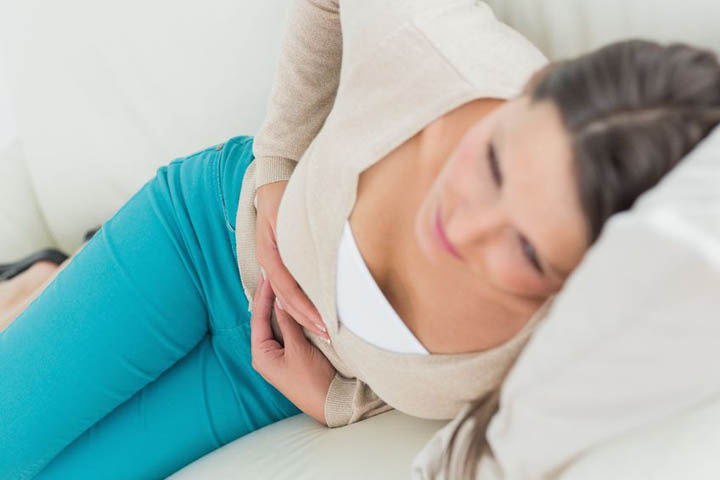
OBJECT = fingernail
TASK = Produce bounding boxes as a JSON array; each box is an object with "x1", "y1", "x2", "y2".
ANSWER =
[
  {"x1": 315, "y1": 323, "x2": 327, "y2": 333},
  {"x1": 275, "y1": 298, "x2": 283, "y2": 310},
  {"x1": 260, "y1": 267, "x2": 266, "y2": 280},
  {"x1": 322, "y1": 337, "x2": 331, "y2": 345}
]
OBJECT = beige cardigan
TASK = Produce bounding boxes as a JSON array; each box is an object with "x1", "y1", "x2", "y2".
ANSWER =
[{"x1": 234, "y1": 0, "x2": 550, "y2": 428}]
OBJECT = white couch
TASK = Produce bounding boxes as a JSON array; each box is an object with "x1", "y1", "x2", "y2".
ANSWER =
[{"x1": 1, "y1": 1, "x2": 719, "y2": 478}]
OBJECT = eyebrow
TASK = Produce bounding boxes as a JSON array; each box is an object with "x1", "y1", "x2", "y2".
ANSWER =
[{"x1": 493, "y1": 126, "x2": 569, "y2": 280}]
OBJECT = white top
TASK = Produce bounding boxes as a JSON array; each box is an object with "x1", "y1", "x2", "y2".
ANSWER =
[{"x1": 336, "y1": 220, "x2": 430, "y2": 355}]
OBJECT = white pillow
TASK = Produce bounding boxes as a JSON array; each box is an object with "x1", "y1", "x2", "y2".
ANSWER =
[
  {"x1": 560, "y1": 390, "x2": 720, "y2": 480},
  {"x1": 479, "y1": 125, "x2": 720, "y2": 479}
]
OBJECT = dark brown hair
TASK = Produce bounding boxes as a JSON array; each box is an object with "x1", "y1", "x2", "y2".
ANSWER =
[{"x1": 442, "y1": 39, "x2": 720, "y2": 479}]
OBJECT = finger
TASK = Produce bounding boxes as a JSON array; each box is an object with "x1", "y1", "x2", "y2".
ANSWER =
[
  {"x1": 260, "y1": 257, "x2": 326, "y2": 336},
  {"x1": 256, "y1": 214, "x2": 328, "y2": 338},
  {"x1": 269, "y1": 276, "x2": 329, "y2": 341},
  {"x1": 249, "y1": 276, "x2": 278, "y2": 347},
  {"x1": 274, "y1": 300, "x2": 317, "y2": 352},
  {"x1": 261, "y1": 251, "x2": 327, "y2": 337}
]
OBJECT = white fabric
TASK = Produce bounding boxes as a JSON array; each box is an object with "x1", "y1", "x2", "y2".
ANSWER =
[
  {"x1": 336, "y1": 220, "x2": 429, "y2": 355},
  {"x1": 0, "y1": 139, "x2": 55, "y2": 260},
  {"x1": 2, "y1": 0, "x2": 720, "y2": 478},
  {"x1": 169, "y1": 409, "x2": 446, "y2": 480},
  {"x1": 485, "y1": 0, "x2": 720, "y2": 61},
  {"x1": 560, "y1": 392, "x2": 720, "y2": 480},
  {"x1": 0, "y1": 63, "x2": 54, "y2": 260},
  {"x1": 0, "y1": 64, "x2": 17, "y2": 150},
  {"x1": 0, "y1": 0, "x2": 290, "y2": 254}
]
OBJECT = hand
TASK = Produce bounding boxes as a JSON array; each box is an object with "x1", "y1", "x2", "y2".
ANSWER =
[
  {"x1": 255, "y1": 181, "x2": 329, "y2": 341},
  {"x1": 250, "y1": 274, "x2": 336, "y2": 425}
]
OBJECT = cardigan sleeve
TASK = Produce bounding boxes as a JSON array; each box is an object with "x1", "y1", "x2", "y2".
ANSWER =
[
  {"x1": 252, "y1": 0, "x2": 343, "y2": 191},
  {"x1": 323, "y1": 372, "x2": 394, "y2": 428}
]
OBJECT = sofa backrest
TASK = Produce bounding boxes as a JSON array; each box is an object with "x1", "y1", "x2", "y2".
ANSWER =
[
  {"x1": 0, "y1": 0, "x2": 719, "y2": 250},
  {"x1": 487, "y1": 0, "x2": 720, "y2": 60}
]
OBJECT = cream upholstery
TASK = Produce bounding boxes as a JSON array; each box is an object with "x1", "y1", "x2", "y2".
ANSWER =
[
  {"x1": 1, "y1": 1, "x2": 719, "y2": 478},
  {"x1": 169, "y1": 410, "x2": 446, "y2": 480},
  {"x1": 0, "y1": 0, "x2": 291, "y2": 256}
]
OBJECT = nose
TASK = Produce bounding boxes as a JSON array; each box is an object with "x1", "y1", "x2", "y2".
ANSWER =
[{"x1": 450, "y1": 203, "x2": 508, "y2": 249}]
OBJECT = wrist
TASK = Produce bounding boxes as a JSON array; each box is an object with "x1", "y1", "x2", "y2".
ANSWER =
[
  {"x1": 304, "y1": 367, "x2": 335, "y2": 426},
  {"x1": 256, "y1": 179, "x2": 288, "y2": 195}
]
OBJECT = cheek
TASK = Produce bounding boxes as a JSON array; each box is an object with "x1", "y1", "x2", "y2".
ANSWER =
[
  {"x1": 446, "y1": 146, "x2": 493, "y2": 203},
  {"x1": 483, "y1": 241, "x2": 548, "y2": 296}
]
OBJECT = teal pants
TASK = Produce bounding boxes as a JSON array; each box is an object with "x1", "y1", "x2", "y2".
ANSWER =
[{"x1": 0, "y1": 136, "x2": 302, "y2": 479}]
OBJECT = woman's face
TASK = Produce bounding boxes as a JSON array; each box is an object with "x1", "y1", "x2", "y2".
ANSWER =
[{"x1": 414, "y1": 95, "x2": 589, "y2": 303}]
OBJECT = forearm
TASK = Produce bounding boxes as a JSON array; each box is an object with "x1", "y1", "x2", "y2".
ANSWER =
[{"x1": 298, "y1": 368, "x2": 335, "y2": 426}]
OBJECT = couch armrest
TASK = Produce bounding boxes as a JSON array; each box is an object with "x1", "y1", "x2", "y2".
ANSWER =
[{"x1": 0, "y1": 138, "x2": 56, "y2": 261}]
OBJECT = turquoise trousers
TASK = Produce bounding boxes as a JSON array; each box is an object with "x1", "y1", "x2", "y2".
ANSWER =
[{"x1": 0, "y1": 136, "x2": 302, "y2": 479}]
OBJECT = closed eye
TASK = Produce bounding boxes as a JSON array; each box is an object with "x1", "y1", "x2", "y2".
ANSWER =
[
  {"x1": 486, "y1": 137, "x2": 543, "y2": 276},
  {"x1": 487, "y1": 140, "x2": 502, "y2": 186},
  {"x1": 519, "y1": 233, "x2": 544, "y2": 275}
]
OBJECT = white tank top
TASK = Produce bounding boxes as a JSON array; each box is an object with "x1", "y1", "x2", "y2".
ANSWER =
[{"x1": 336, "y1": 219, "x2": 430, "y2": 355}]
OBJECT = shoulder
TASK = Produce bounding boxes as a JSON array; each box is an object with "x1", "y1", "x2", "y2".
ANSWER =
[
  {"x1": 342, "y1": 0, "x2": 548, "y2": 98},
  {"x1": 413, "y1": 2, "x2": 549, "y2": 94}
]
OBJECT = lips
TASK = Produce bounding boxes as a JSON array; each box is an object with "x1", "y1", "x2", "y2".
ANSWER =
[{"x1": 434, "y1": 207, "x2": 463, "y2": 260}]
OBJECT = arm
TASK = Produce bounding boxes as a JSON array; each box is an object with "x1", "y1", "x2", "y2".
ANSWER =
[
  {"x1": 250, "y1": 273, "x2": 335, "y2": 425},
  {"x1": 250, "y1": 0, "x2": 341, "y2": 344},
  {"x1": 251, "y1": 0, "x2": 392, "y2": 427},
  {"x1": 252, "y1": 0, "x2": 342, "y2": 191}
]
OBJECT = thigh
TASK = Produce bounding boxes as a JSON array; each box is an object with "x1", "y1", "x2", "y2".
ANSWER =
[
  {"x1": 0, "y1": 141, "x2": 253, "y2": 479},
  {"x1": 35, "y1": 334, "x2": 301, "y2": 480}
]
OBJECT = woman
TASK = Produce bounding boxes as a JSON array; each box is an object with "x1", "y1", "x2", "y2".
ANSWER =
[{"x1": 2, "y1": 1, "x2": 719, "y2": 479}]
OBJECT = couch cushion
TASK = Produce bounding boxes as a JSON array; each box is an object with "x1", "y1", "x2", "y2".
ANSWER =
[{"x1": 168, "y1": 410, "x2": 447, "y2": 480}]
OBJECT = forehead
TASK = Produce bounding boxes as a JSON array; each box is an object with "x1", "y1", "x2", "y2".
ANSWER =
[{"x1": 497, "y1": 97, "x2": 588, "y2": 273}]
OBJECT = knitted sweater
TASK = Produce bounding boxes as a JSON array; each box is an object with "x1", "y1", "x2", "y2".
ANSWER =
[{"x1": 234, "y1": 0, "x2": 550, "y2": 428}]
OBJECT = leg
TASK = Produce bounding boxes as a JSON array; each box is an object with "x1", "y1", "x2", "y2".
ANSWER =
[
  {"x1": 35, "y1": 333, "x2": 300, "y2": 479},
  {"x1": 0, "y1": 136, "x2": 298, "y2": 479}
]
